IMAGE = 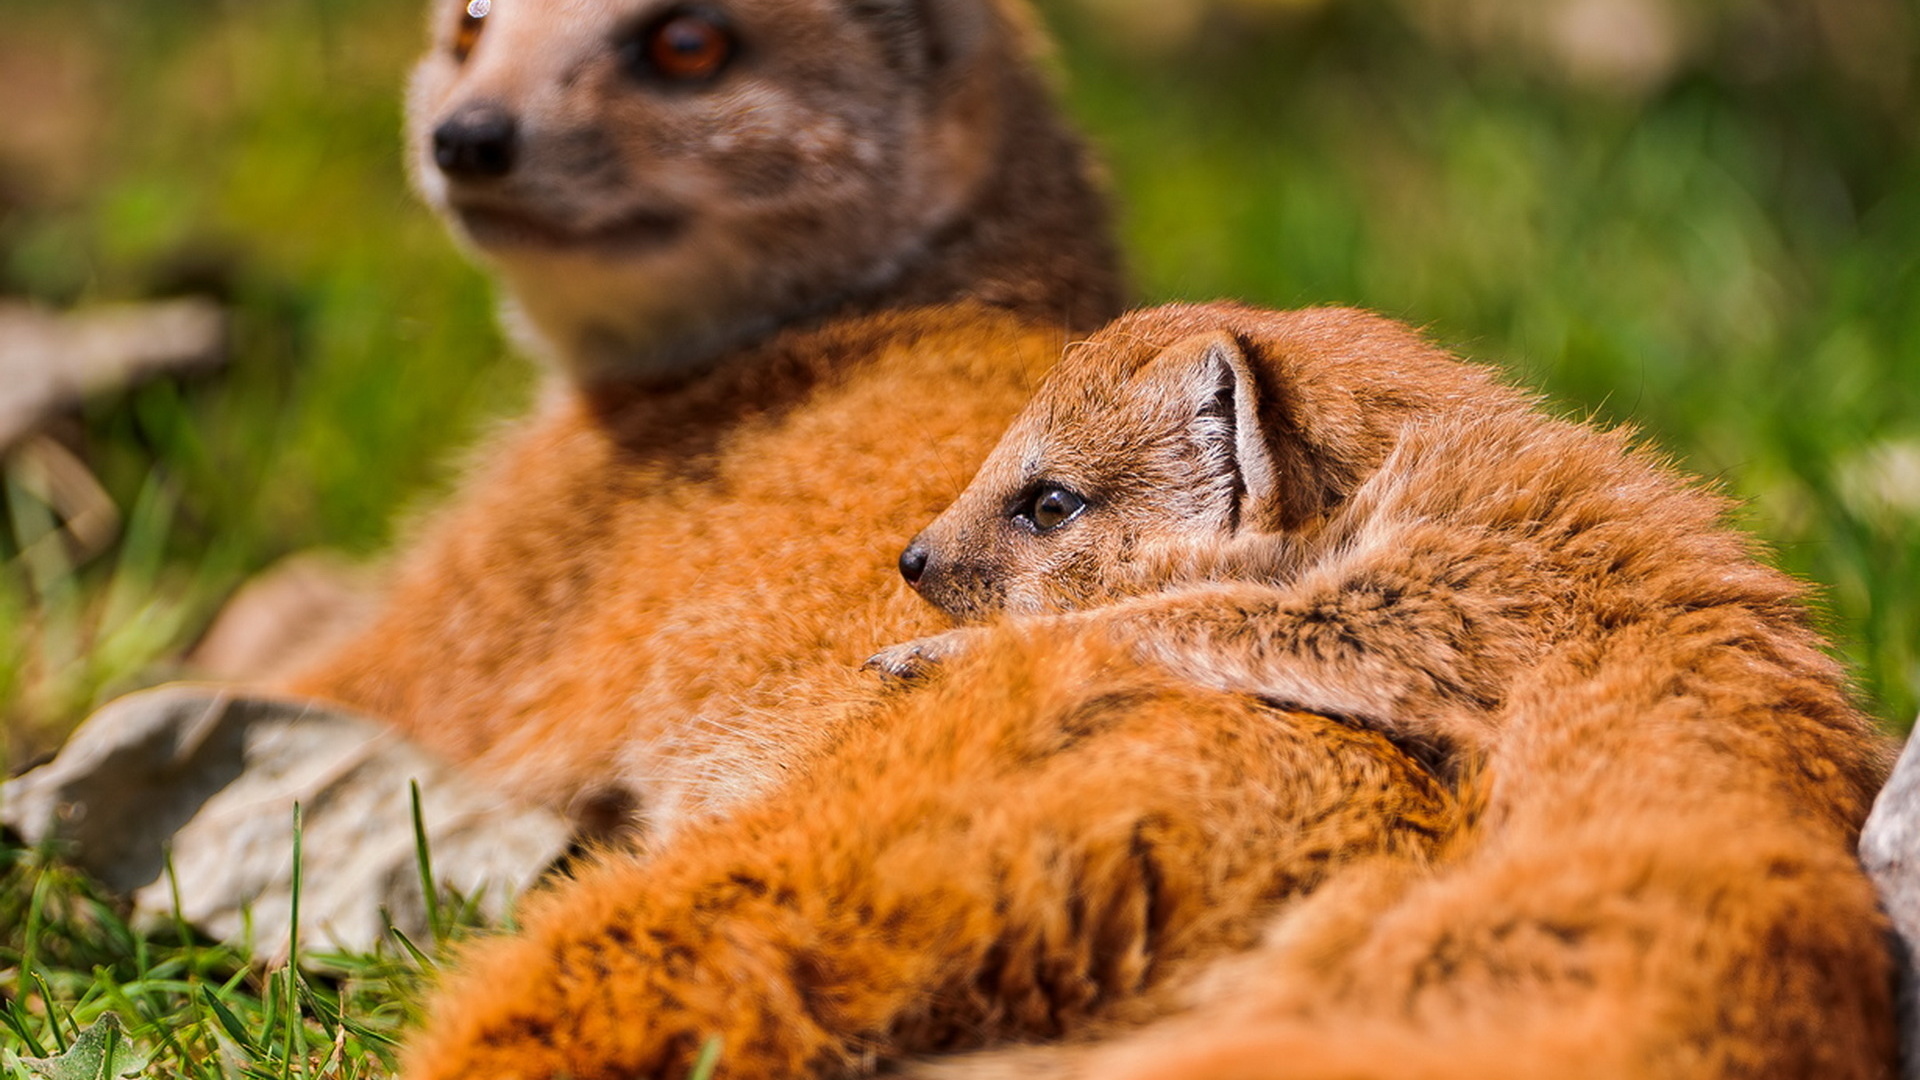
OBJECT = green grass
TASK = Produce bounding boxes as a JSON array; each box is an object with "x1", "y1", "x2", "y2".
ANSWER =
[
  {"x1": 0, "y1": 799, "x2": 702, "y2": 1080},
  {"x1": 0, "y1": 0, "x2": 1916, "y2": 1071},
  {"x1": 0, "y1": 812, "x2": 461, "y2": 1080}
]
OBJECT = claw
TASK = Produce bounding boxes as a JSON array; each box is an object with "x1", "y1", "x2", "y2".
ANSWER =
[
  {"x1": 864, "y1": 629, "x2": 983, "y2": 684},
  {"x1": 862, "y1": 642, "x2": 939, "y2": 683}
]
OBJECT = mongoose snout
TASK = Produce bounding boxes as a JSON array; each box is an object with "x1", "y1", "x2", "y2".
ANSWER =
[
  {"x1": 898, "y1": 477, "x2": 1103, "y2": 619},
  {"x1": 432, "y1": 104, "x2": 518, "y2": 179},
  {"x1": 898, "y1": 540, "x2": 930, "y2": 587},
  {"x1": 894, "y1": 531, "x2": 1005, "y2": 619}
]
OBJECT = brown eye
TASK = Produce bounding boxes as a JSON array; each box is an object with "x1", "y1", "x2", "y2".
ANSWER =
[
  {"x1": 453, "y1": 0, "x2": 489, "y2": 61},
  {"x1": 637, "y1": 9, "x2": 736, "y2": 82},
  {"x1": 1025, "y1": 486, "x2": 1086, "y2": 532}
]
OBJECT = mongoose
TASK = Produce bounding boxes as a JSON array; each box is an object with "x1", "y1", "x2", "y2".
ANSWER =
[
  {"x1": 400, "y1": 633, "x2": 1458, "y2": 1080},
  {"x1": 395, "y1": 305, "x2": 1893, "y2": 1079},
  {"x1": 286, "y1": 0, "x2": 1126, "y2": 835},
  {"x1": 860, "y1": 302, "x2": 1896, "y2": 1076}
]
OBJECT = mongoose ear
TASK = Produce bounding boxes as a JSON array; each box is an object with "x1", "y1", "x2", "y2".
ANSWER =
[
  {"x1": 1132, "y1": 332, "x2": 1286, "y2": 533},
  {"x1": 849, "y1": 0, "x2": 992, "y2": 80},
  {"x1": 920, "y1": 0, "x2": 994, "y2": 72}
]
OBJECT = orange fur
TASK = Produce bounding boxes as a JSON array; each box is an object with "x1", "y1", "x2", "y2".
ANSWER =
[
  {"x1": 403, "y1": 305, "x2": 1896, "y2": 1079},
  {"x1": 890, "y1": 305, "x2": 1889, "y2": 819},
  {"x1": 884, "y1": 304, "x2": 1898, "y2": 1077},
  {"x1": 290, "y1": 0, "x2": 1126, "y2": 838},
  {"x1": 403, "y1": 633, "x2": 1454, "y2": 1080},
  {"x1": 912, "y1": 620, "x2": 1895, "y2": 1079},
  {"x1": 290, "y1": 305, "x2": 1079, "y2": 836}
]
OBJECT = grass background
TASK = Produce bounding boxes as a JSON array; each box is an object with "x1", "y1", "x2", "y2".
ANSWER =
[{"x1": 0, "y1": 0, "x2": 1916, "y2": 1073}]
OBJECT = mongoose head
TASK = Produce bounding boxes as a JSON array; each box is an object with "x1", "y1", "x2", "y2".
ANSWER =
[
  {"x1": 899, "y1": 304, "x2": 1498, "y2": 619},
  {"x1": 408, "y1": 0, "x2": 1116, "y2": 384}
]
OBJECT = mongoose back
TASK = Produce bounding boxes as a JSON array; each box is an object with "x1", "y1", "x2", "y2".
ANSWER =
[{"x1": 287, "y1": 0, "x2": 1127, "y2": 835}]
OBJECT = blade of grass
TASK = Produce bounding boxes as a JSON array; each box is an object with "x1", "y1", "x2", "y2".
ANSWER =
[
  {"x1": 21, "y1": 855, "x2": 53, "y2": 1009},
  {"x1": 200, "y1": 986, "x2": 261, "y2": 1061},
  {"x1": 690, "y1": 1035, "x2": 722, "y2": 1080},
  {"x1": 30, "y1": 973, "x2": 71, "y2": 1054},
  {"x1": 278, "y1": 968, "x2": 300, "y2": 1080},
  {"x1": 102, "y1": 1013, "x2": 122, "y2": 1080},
  {"x1": 162, "y1": 848, "x2": 200, "y2": 980},
  {"x1": 333, "y1": 1015, "x2": 398, "y2": 1051},
  {"x1": 281, "y1": 803, "x2": 305, "y2": 1080},
  {"x1": 288, "y1": 803, "x2": 303, "y2": 970},
  {"x1": 1, "y1": 998, "x2": 50, "y2": 1058},
  {"x1": 408, "y1": 780, "x2": 443, "y2": 950},
  {"x1": 385, "y1": 930, "x2": 433, "y2": 973},
  {"x1": 294, "y1": 980, "x2": 337, "y2": 1030}
]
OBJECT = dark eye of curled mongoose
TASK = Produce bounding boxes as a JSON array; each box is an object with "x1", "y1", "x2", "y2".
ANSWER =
[
  {"x1": 1028, "y1": 486, "x2": 1086, "y2": 532},
  {"x1": 637, "y1": 9, "x2": 737, "y2": 82}
]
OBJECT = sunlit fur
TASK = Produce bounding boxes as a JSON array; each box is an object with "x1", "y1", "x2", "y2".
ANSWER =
[
  {"x1": 291, "y1": 306, "x2": 1079, "y2": 838},
  {"x1": 395, "y1": 305, "x2": 1894, "y2": 1080},
  {"x1": 406, "y1": 0, "x2": 1121, "y2": 382},
  {"x1": 402, "y1": 633, "x2": 1455, "y2": 1080},
  {"x1": 290, "y1": 0, "x2": 1126, "y2": 837},
  {"x1": 885, "y1": 303, "x2": 1897, "y2": 1078}
]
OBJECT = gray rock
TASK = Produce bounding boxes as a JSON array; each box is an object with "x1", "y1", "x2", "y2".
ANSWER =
[
  {"x1": 1861, "y1": 730, "x2": 1920, "y2": 1080},
  {"x1": 1, "y1": 684, "x2": 570, "y2": 960}
]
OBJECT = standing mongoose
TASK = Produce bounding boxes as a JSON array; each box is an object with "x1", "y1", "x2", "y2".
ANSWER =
[
  {"x1": 393, "y1": 304, "x2": 1894, "y2": 1077},
  {"x1": 284, "y1": 0, "x2": 1127, "y2": 836}
]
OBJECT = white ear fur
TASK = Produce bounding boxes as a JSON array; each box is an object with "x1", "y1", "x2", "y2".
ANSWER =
[{"x1": 1134, "y1": 332, "x2": 1281, "y2": 530}]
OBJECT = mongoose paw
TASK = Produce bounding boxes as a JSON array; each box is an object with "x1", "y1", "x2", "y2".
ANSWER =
[{"x1": 863, "y1": 629, "x2": 982, "y2": 683}]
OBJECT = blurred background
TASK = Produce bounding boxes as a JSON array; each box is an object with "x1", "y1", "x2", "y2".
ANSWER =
[{"x1": 0, "y1": 0, "x2": 1914, "y2": 768}]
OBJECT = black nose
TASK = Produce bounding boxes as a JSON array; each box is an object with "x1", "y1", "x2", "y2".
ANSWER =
[
  {"x1": 433, "y1": 107, "x2": 518, "y2": 179},
  {"x1": 898, "y1": 542, "x2": 930, "y2": 587}
]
